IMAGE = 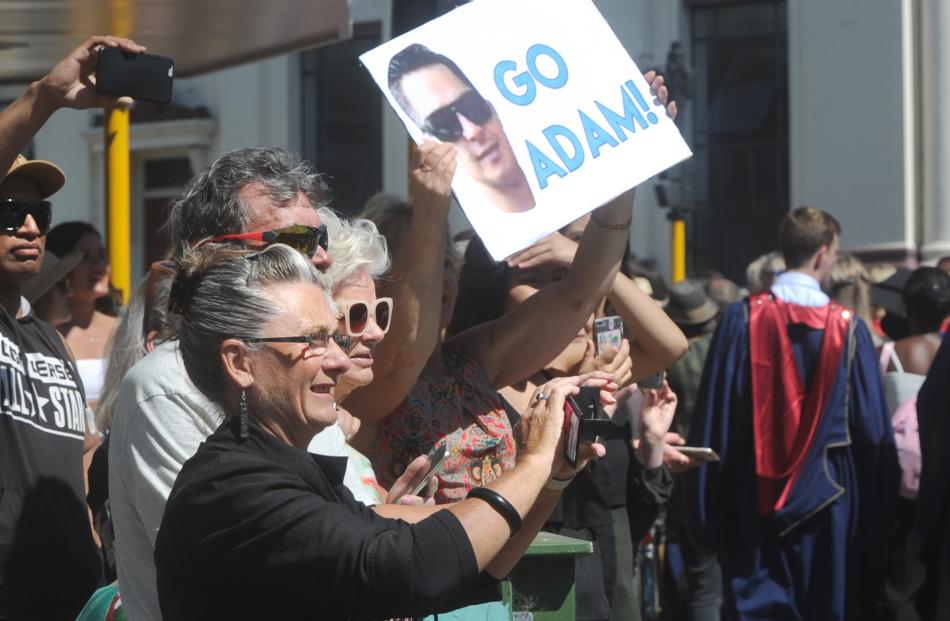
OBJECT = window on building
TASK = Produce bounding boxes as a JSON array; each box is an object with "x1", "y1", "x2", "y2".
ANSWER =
[
  {"x1": 688, "y1": 0, "x2": 789, "y2": 282},
  {"x1": 142, "y1": 156, "x2": 193, "y2": 265},
  {"x1": 301, "y1": 22, "x2": 383, "y2": 216}
]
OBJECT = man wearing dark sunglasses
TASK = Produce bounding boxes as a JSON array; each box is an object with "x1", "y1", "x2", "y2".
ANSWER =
[
  {"x1": 0, "y1": 156, "x2": 58, "y2": 292},
  {"x1": 389, "y1": 43, "x2": 536, "y2": 214},
  {"x1": 0, "y1": 34, "x2": 157, "y2": 620},
  {"x1": 0, "y1": 141, "x2": 105, "y2": 620}
]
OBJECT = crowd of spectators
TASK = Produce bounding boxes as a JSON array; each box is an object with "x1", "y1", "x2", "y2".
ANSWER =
[{"x1": 0, "y1": 35, "x2": 949, "y2": 621}]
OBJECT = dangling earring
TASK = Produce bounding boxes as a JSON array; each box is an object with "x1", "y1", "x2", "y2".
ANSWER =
[
  {"x1": 239, "y1": 389, "x2": 250, "y2": 441},
  {"x1": 333, "y1": 400, "x2": 340, "y2": 412}
]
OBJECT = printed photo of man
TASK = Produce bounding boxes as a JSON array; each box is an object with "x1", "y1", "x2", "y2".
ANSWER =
[{"x1": 388, "y1": 43, "x2": 536, "y2": 214}]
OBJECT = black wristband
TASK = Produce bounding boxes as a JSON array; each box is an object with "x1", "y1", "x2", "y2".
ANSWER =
[{"x1": 467, "y1": 487, "x2": 522, "y2": 539}]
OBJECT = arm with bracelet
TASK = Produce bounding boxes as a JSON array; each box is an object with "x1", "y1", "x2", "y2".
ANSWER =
[
  {"x1": 369, "y1": 372, "x2": 616, "y2": 578},
  {"x1": 449, "y1": 372, "x2": 615, "y2": 578}
]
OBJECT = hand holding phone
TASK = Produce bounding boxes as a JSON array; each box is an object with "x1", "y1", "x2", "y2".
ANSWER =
[
  {"x1": 37, "y1": 36, "x2": 147, "y2": 111},
  {"x1": 563, "y1": 386, "x2": 614, "y2": 468},
  {"x1": 638, "y1": 370, "x2": 666, "y2": 391},
  {"x1": 674, "y1": 446, "x2": 720, "y2": 463},
  {"x1": 593, "y1": 316, "x2": 624, "y2": 355},
  {"x1": 409, "y1": 444, "x2": 449, "y2": 496}
]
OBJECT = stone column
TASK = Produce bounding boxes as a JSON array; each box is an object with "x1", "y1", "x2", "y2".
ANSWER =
[{"x1": 921, "y1": 0, "x2": 950, "y2": 260}]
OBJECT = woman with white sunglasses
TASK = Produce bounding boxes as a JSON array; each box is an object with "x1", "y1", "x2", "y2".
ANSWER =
[{"x1": 318, "y1": 218, "x2": 437, "y2": 507}]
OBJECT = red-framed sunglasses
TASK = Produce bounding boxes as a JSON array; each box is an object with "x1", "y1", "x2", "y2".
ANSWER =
[
  {"x1": 338, "y1": 297, "x2": 393, "y2": 338},
  {"x1": 199, "y1": 224, "x2": 328, "y2": 257}
]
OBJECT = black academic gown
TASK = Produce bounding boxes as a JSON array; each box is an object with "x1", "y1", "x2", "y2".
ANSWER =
[{"x1": 685, "y1": 300, "x2": 899, "y2": 621}]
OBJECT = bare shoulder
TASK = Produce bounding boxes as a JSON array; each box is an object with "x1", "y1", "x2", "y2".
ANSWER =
[{"x1": 893, "y1": 335, "x2": 942, "y2": 375}]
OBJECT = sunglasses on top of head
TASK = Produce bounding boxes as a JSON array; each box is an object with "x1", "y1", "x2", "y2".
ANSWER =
[
  {"x1": 421, "y1": 90, "x2": 493, "y2": 143},
  {"x1": 200, "y1": 224, "x2": 329, "y2": 258},
  {"x1": 0, "y1": 198, "x2": 51, "y2": 235},
  {"x1": 338, "y1": 297, "x2": 393, "y2": 338}
]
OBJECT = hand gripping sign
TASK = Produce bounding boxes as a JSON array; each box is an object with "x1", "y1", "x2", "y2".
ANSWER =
[{"x1": 360, "y1": 0, "x2": 692, "y2": 260}]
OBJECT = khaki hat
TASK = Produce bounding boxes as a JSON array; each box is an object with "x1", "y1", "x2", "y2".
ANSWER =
[
  {"x1": 22, "y1": 250, "x2": 82, "y2": 303},
  {"x1": 3, "y1": 154, "x2": 66, "y2": 198},
  {"x1": 666, "y1": 279, "x2": 720, "y2": 326}
]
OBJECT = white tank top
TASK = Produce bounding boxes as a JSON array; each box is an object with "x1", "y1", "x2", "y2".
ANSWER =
[
  {"x1": 878, "y1": 342, "x2": 925, "y2": 413},
  {"x1": 75, "y1": 358, "x2": 106, "y2": 404}
]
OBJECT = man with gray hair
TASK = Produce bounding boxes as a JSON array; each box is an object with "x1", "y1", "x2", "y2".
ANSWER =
[
  {"x1": 109, "y1": 146, "x2": 344, "y2": 621},
  {"x1": 165, "y1": 146, "x2": 335, "y2": 266}
]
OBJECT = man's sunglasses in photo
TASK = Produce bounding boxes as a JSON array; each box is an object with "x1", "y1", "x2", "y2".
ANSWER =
[
  {"x1": 0, "y1": 199, "x2": 52, "y2": 235},
  {"x1": 422, "y1": 90, "x2": 493, "y2": 143},
  {"x1": 200, "y1": 224, "x2": 329, "y2": 258},
  {"x1": 339, "y1": 297, "x2": 393, "y2": 338}
]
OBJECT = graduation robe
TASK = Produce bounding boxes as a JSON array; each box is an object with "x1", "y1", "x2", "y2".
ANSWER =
[{"x1": 685, "y1": 298, "x2": 899, "y2": 621}]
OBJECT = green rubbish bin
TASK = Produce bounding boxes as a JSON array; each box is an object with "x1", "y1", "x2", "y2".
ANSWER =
[
  {"x1": 422, "y1": 532, "x2": 592, "y2": 621},
  {"x1": 504, "y1": 531, "x2": 593, "y2": 621}
]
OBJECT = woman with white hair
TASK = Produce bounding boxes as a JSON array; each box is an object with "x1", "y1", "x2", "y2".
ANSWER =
[{"x1": 311, "y1": 216, "x2": 435, "y2": 505}]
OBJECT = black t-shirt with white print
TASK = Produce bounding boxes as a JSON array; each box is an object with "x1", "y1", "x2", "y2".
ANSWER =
[{"x1": 0, "y1": 300, "x2": 101, "y2": 620}]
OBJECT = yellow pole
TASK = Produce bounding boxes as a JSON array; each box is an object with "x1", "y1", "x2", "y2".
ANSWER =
[
  {"x1": 671, "y1": 217, "x2": 686, "y2": 283},
  {"x1": 105, "y1": 108, "x2": 131, "y2": 304}
]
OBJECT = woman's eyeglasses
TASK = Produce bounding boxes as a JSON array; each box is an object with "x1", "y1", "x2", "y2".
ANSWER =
[
  {"x1": 422, "y1": 90, "x2": 493, "y2": 142},
  {"x1": 244, "y1": 330, "x2": 351, "y2": 355},
  {"x1": 338, "y1": 297, "x2": 393, "y2": 338},
  {"x1": 200, "y1": 224, "x2": 329, "y2": 258},
  {"x1": 0, "y1": 198, "x2": 52, "y2": 235}
]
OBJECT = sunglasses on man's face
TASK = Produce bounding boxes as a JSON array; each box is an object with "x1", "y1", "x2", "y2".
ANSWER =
[
  {"x1": 0, "y1": 198, "x2": 51, "y2": 235},
  {"x1": 338, "y1": 297, "x2": 393, "y2": 338},
  {"x1": 422, "y1": 90, "x2": 493, "y2": 143},
  {"x1": 200, "y1": 224, "x2": 329, "y2": 258}
]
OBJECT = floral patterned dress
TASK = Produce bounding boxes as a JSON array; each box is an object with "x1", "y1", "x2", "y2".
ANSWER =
[{"x1": 366, "y1": 345, "x2": 518, "y2": 503}]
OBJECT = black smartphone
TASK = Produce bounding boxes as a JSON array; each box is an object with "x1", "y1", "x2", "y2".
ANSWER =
[
  {"x1": 410, "y1": 443, "x2": 449, "y2": 496},
  {"x1": 676, "y1": 446, "x2": 721, "y2": 463},
  {"x1": 639, "y1": 370, "x2": 665, "y2": 391},
  {"x1": 96, "y1": 48, "x2": 174, "y2": 104},
  {"x1": 564, "y1": 386, "x2": 614, "y2": 467}
]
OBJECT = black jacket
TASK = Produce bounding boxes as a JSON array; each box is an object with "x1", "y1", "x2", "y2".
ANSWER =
[{"x1": 156, "y1": 417, "x2": 496, "y2": 620}]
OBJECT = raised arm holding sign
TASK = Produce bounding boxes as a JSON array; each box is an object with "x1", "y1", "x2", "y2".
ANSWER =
[
  {"x1": 353, "y1": 76, "x2": 681, "y2": 507},
  {"x1": 455, "y1": 73, "x2": 679, "y2": 392}
]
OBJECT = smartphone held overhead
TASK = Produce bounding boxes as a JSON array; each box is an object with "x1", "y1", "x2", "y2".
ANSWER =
[{"x1": 96, "y1": 48, "x2": 174, "y2": 104}]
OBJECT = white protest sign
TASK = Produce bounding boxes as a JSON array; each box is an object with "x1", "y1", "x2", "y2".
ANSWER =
[{"x1": 360, "y1": 0, "x2": 692, "y2": 260}]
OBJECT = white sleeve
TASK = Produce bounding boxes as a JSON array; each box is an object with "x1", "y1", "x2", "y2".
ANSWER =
[
  {"x1": 308, "y1": 424, "x2": 379, "y2": 506},
  {"x1": 114, "y1": 391, "x2": 220, "y2": 546}
]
